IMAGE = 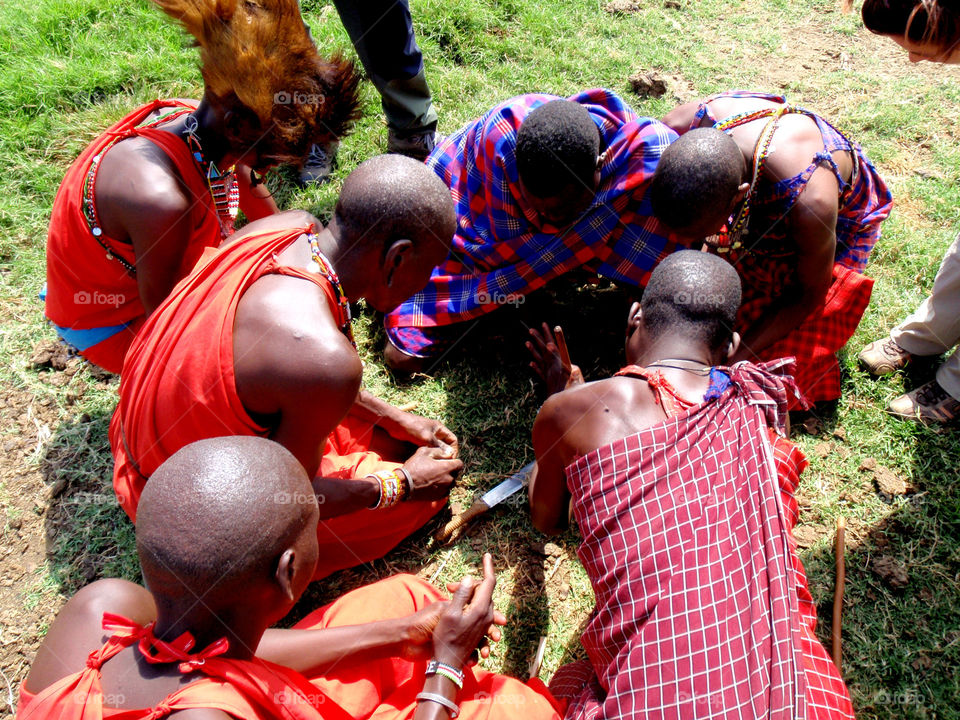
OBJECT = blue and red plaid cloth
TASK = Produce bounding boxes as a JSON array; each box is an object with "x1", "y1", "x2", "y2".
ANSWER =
[{"x1": 385, "y1": 89, "x2": 684, "y2": 357}]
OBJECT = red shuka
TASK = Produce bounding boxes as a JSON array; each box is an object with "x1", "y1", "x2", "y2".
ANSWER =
[
  {"x1": 45, "y1": 99, "x2": 224, "y2": 372},
  {"x1": 109, "y1": 227, "x2": 443, "y2": 579},
  {"x1": 16, "y1": 575, "x2": 563, "y2": 720}
]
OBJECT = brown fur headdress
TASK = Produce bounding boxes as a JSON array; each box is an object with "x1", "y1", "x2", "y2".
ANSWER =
[{"x1": 153, "y1": 0, "x2": 361, "y2": 165}]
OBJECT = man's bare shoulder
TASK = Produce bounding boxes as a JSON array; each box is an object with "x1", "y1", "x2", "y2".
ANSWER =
[
  {"x1": 96, "y1": 137, "x2": 192, "y2": 226},
  {"x1": 233, "y1": 272, "x2": 362, "y2": 417},
  {"x1": 25, "y1": 579, "x2": 155, "y2": 694},
  {"x1": 539, "y1": 377, "x2": 638, "y2": 430}
]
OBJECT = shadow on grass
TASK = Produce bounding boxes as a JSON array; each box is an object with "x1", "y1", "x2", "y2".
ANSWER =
[{"x1": 39, "y1": 405, "x2": 139, "y2": 596}]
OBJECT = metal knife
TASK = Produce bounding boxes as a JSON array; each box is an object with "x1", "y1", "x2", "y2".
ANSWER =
[{"x1": 434, "y1": 461, "x2": 535, "y2": 543}]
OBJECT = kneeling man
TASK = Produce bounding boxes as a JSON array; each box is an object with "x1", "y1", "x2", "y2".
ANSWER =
[
  {"x1": 111, "y1": 155, "x2": 462, "y2": 579},
  {"x1": 529, "y1": 251, "x2": 854, "y2": 719}
]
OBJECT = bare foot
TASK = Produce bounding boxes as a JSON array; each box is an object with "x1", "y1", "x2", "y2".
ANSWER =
[{"x1": 384, "y1": 339, "x2": 427, "y2": 373}]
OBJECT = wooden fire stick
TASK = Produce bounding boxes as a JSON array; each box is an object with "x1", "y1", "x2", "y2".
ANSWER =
[{"x1": 832, "y1": 516, "x2": 846, "y2": 671}]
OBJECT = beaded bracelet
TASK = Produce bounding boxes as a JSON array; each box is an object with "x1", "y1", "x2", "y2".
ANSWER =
[
  {"x1": 416, "y1": 691, "x2": 460, "y2": 718},
  {"x1": 426, "y1": 659, "x2": 464, "y2": 689},
  {"x1": 397, "y1": 466, "x2": 414, "y2": 497},
  {"x1": 366, "y1": 469, "x2": 408, "y2": 509}
]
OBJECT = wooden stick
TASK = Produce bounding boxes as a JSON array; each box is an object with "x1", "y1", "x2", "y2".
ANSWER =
[
  {"x1": 396, "y1": 401, "x2": 418, "y2": 412},
  {"x1": 832, "y1": 516, "x2": 846, "y2": 671},
  {"x1": 554, "y1": 326, "x2": 572, "y2": 370}
]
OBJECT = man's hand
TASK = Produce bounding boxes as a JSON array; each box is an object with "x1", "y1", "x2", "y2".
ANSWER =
[
  {"x1": 402, "y1": 445, "x2": 462, "y2": 501},
  {"x1": 399, "y1": 601, "x2": 448, "y2": 661},
  {"x1": 527, "y1": 322, "x2": 584, "y2": 396},
  {"x1": 385, "y1": 412, "x2": 459, "y2": 458},
  {"x1": 431, "y1": 554, "x2": 507, "y2": 667}
]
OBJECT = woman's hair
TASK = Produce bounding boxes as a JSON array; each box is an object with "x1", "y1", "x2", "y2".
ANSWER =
[
  {"x1": 862, "y1": 0, "x2": 960, "y2": 49},
  {"x1": 153, "y1": 0, "x2": 361, "y2": 167}
]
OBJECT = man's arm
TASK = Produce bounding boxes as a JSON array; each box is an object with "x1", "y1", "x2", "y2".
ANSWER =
[
  {"x1": 529, "y1": 394, "x2": 574, "y2": 535},
  {"x1": 732, "y1": 167, "x2": 838, "y2": 361},
  {"x1": 233, "y1": 275, "x2": 382, "y2": 516},
  {"x1": 96, "y1": 149, "x2": 197, "y2": 316},
  {"x1": 350, "y1": 390, "x2": 459, "y2": 455},
  {"x1": 661, "y1": 100, "x2": 703, "y2": 136},
  {"x1": 236, "y1": 164, "x2": 279, "y2": 221}
]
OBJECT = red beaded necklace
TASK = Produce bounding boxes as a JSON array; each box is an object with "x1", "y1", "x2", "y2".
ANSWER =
[{"x1": 183, "y1": 114, "x2": 240, "y2": 240}]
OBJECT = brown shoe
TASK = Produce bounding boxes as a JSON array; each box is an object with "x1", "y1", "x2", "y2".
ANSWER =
[
  {"x1": 859, "y1": 336, "x2": 914, "y2": 376},
  {"x1": 887, "y1": 379, "x2": 960, "y2": 423}
]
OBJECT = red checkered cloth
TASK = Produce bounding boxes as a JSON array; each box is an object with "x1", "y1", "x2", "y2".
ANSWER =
[
  {"x1": 384, "y1": 88, "x2": 683, "y2": 358},
  {"x1": 736, "y1": 254, "x2": 874, "y2": 407},
  {"x1": 552, "y1": 359, "x2": 854, "y2": 719}
]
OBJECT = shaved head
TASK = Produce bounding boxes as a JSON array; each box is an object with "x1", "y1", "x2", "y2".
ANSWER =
[
  {"x1": 640, "y1": 250, "x2": 741, "y2": 351},
  {"x1": 516, "y1": 100, "x2": 600, "y2": 198},
  {"x1": 334, "y1": 154, "x2": 455, "y2": 255},
  {"x1": 650, "y1": 128, "x2": 745, "y2": 234},
  {"x1": 137, "y1": 436, "x2": 318, "y2": 602}
]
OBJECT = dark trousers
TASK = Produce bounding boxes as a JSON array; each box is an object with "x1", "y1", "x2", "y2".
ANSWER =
[{"x1": 332, "y1": 0, "x2": 437, "y2": 133}]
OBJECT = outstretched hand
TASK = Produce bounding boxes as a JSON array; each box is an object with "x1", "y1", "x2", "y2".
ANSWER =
[{"x1": 527, "y1": 322, "x2": 584, "y2": 396}]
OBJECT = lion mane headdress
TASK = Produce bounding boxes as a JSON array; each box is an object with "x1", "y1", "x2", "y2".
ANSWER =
[{"x1": 153, "y1": 0, "x2": 362, "y2": 165}]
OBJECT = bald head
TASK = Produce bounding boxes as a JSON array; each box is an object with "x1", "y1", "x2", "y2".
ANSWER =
[
  {"x1": 640, "y1": 250, "x2": 741, "y2": 351},
  {"x1": 137, "y1": 437, "x2": 318, "y2": 602},
  {"x1": 650, "y1": 128, "x2": 745, "y2": 234},
  {"x1": 334, "y1": 154, "x2": 455, "y2": 255},
  {"x1": 516, "y1": 100, "x2": 601, "y2": 198}
]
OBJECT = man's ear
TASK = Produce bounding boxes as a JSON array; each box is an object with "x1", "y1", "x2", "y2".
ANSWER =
[
  {"x1": 733, "y1": 182, "x2": 750, "y2": 205},
  {"x1": 275, "y1": 549, "x2": 297, "y2": 603},
  {"x1": 726, "y1": 331, "x2": 741, "y2": 362},
  {"x1": 625, "y1": 302, "x2": 642, "y2": 338},
  {"x1": 383, "y1": 238, "x2": 413, "y2": 288}
]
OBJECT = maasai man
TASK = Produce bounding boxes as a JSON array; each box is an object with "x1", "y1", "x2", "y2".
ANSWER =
[
  {"x1": 651, "y1": 91, "x2": 893, "y2": 407},
  {"x1": 17, "y1": 436, "x2": 562, "y2": 720},
  {"x1": 111, "y1": 155, "x2": 462, "y2": 580},
  {"x1": 527, "y1": 251, "x2": 854, "y2": 719},
  {"x1": 43, "y1": 0, "x2": 360, "y2": 373},
  {"x1": 383, "y1": 89, "x2": 687, "y2": 372}
]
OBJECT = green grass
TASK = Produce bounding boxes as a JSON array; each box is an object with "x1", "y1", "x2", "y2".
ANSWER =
[{"x1": 1, "y1": 0, "x2": 960, "y2": 718}]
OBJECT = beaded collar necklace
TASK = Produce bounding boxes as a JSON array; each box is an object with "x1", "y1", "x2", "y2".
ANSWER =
[
  {"x1": 306, "y1": 232, "x2": 355, "y2": 347},
  {"x1": 709, "y1": 106, "x2": 788, "y2": 253},
  {"x1": 81, "y1": 108, "x2": 196, "y2": 275},
  {"x1": 183, "y1": 114, "x2": 239, "y2": 240}
]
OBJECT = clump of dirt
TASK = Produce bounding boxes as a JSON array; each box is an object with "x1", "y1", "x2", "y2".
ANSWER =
[
  {"x1": 872, "y1": 555, "x2": 909, "y2": 589},
  {"x1": 628, "y1": 71, "x2": 667, "y2": 98},
  {"x1": 858, "y1": 458, "x2": 916, "y2": 499},
  {"x1": 603, "y1": 0, "x2": 639, "y2": 15},
  {"x1": 29, "y1": 339, "x2": 73, "y2": 371},
  {"x1": 792, "y1": 523, "x2": 831, "y2": 548}
]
